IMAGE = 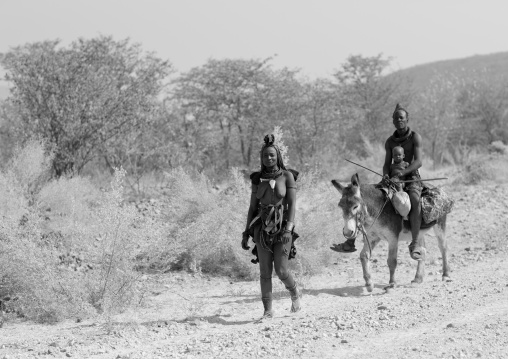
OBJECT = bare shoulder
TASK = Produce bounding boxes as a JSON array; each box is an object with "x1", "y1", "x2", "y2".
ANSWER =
[
  {"x1": 413, "y1": 131, "x2": 423, "y2": 144},
  {"x1": 284, "y1": 170, "x2": 296, "y2": 189},
  {"x1": 284, "y1": 170, "x2": 295, "y2": 181}
]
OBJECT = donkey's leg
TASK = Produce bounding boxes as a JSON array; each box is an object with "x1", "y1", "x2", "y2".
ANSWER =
[
  {"x1": 360, "y1": 237, "x2": 381, "y2": 293},
  {"x1": 434, "y1": 215, "x2": 451, "y2": 281},
  {"x1": 385, "y1": 237, "x2": 399, "y2": 290}
]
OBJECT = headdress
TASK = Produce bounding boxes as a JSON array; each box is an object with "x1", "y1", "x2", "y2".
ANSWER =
[
  {"x1": 392, "y1": 103, "x2": 409, "y2": 119},
  {"x1": 260, "y1": 126, "x2": 289, "y2": 170},
  {"x1": 250, "y1": 126, "x2": 298, "y2": 187}
]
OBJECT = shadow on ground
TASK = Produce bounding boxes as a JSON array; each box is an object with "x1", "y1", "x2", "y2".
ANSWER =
[
  {"x1": 304, "y1": 284, "x2": 386, "y2": 297},
  {"x1": 181, "y1": 315, "x2": 252, "y2": 326}
]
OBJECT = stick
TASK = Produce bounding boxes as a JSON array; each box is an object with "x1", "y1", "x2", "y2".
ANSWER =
[
  {"x1": 345, "y1": 159, "x2": 398, "y2": 188},
  {"x1": 345, "y1": 159, "x2": 383, "y2": 177},
  {"x1": 345, "y1": 159, "x2": 448, "y2": 184},
  {"x1": 398, "y1": 177, "x2": 448, "y2": 183}
]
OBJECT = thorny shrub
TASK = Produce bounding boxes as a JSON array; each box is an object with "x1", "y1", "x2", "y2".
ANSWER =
[
  {"x1": 156, "y1": 167, "x2": 256, "y2": 279},
  {"x1": 0, "y1": 140, "x2": 79, "y2": 323},
  {"x1": 489, "y1": 140, "x2": 507, "y2": 155},
  {"x1": 0, "y1": 141, "x2": 174, "y2": 322},
  {"x1": 451, "y1": 150, "x2": 508, "y2": 186}
]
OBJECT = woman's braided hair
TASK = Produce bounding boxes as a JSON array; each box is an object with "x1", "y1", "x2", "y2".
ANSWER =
[{"x1": 260, "y1": 133, "x2": 287, "y2": 172}]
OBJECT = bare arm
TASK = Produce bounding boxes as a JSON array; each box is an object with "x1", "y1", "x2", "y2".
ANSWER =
[
  {"x1": 285, "y1": 171, "x2": 296, "y2": 225},
  {"x1": 281, "y1": 172, "x2": 296, "y2": 243},
  {"x1": 382, "y1": 140, "x2": 392, "y2": 177},
  {"x1": 401, "y1": 133, "x2": 423, "y2": 176},
  {"x1": 245, "y1": 185, "x2": 259, "y2": 232}
]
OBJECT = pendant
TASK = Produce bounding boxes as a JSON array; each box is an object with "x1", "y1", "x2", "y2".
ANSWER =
[{"x1": 269, "y1": 179, "x2": 276, "y2": 190}]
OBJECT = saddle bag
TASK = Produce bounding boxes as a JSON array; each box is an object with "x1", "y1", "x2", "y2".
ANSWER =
[{"x1": 421, "y1": 186, "x2": 455, "y2": 224}]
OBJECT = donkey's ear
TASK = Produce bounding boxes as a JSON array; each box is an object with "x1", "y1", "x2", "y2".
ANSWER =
[
  {"x1": 351, "y1": 173, "x2": 360, "y2": 187},
  {"x1": 331, "y1": 179, "x2": 346, "y2": 194}
]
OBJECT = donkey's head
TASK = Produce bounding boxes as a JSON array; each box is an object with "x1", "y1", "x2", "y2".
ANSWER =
[{"x1": 331, "y1": 173, "x2": 368, "y2": 240}]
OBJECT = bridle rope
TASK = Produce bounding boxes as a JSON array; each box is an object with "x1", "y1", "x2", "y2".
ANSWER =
[{"x1": 356, "y1": 195, "x2": 391, "y2": 257}]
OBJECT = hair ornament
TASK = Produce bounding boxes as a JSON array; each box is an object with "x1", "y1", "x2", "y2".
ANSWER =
[
  {"x1": 261, "y1": 126, "x2": 289, "y2": 166},
  {"x1": 264, "y1": 134, "x2": 275, "y2": 146}
]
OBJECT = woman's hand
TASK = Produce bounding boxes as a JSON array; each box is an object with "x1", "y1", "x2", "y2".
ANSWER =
[
  {"x1": 282, "y1": 221, "x2": 294, "y2": 244},
  {"x1": 281, "y1": 230, "x2": 292, "y2": 244},
  {"x1": 241, "y1": 231, "x2": 250, "y2": 250}
]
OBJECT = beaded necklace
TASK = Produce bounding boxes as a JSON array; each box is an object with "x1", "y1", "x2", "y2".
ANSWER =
[{"x1": 260, "y1": 167, "x2": 283, "y2": 190}]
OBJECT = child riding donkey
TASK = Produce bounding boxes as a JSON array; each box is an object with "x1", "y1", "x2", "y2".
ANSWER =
[{"x1": 332, "y1": 104, "x2": 426, "y2": 261}]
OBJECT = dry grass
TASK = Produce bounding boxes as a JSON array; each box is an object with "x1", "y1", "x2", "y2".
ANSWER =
[
  {"x1": 1, "y1": 138, "x2": 506, "y2": 324},
  {"x1": 0, "y1": 141, "x2": 173, "y2": 322}
]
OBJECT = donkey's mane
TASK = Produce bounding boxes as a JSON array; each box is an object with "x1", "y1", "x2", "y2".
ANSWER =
[{"x1": 359, "y1": 183, "x2": 388, "y2": 216}]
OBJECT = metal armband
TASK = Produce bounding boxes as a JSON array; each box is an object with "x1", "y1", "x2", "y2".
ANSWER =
[{"x1": 284, "y1": 221, "x2": 294, "y2": 233}]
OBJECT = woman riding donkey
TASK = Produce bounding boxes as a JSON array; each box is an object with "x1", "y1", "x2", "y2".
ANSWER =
[
  {"x1": 332, "y1": 104, "x2": 426, "y2": 261},
  {"x1": 241, "y1": 131, "x2": 301, "y2": 320}
]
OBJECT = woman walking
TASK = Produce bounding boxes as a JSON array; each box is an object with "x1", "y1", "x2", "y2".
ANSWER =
[{"x1": 242, "y1": 133, "x2": 301, "y2": 320}]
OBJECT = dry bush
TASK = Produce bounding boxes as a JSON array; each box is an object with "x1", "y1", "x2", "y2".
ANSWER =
[
  {"x1": 0, "y1": 140, "x2": 172, "y2": 322},
  {"x1": 40, "y1": 168, "x2": 174, "y2": 317},
  {"x1": 441, "y1": 144, "x2": 482, "y2": 167},
  {"x1": 0, "y1": 140, "x2": 90, "y2": 322},
  {"x1": 0, "y1": 139, "x2": 52, "y2": 221},
  {"x1": 73, "y1": 168, "x2": 141, "y2": 315},
  {"x1": 309, "y1": 135, "x2": 386, "y2": 183},
  {"x1": 151, "y1": 167, "x2": 256, "y2": 279},
  {"x1": 326, "y1": 136, "x2": 386, "y2": 184},
  {"x1": 288, "y1": 168, "x2": 344, "y2": 276},
  {"x1": 489, "y1": 140, "x2": 508, "y2": 155},
  {"x1": 449, "y1": 149, "x2": 508, "y2": 186}
]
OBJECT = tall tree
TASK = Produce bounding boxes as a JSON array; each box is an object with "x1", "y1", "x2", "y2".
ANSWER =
[
  {"x1": 412, "y1": 74, "x2": 461, "y2": 167},
  {"x1": 0, "y1": 36, "x2": 172, "y2": 176},
  {"x1": 172, "y1": 58, "x2": 302, "y2": 170},
  {"x1": 456, "y1": 70, "x2": 508, "y2": 145},
  {"x1": 286, "y1": 79, "x2": 342, "y2": 166},
  {"x1": 333, "y1": 54, "x2": 413, "y2": 154}
]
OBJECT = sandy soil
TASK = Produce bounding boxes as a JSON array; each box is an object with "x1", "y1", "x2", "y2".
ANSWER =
[{"x1": 1, "y1": 183, "x2": 507, "y2": 359}]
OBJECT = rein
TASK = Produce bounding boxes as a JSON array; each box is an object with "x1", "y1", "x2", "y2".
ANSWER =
[
  {"x1": 359, "y1": 196, "x2": 391, "y2": 257},
  {"x1": 345, "y1": 192, "x2": 390, "y2": 257}
]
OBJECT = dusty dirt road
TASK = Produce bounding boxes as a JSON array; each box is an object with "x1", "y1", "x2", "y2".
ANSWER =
[{"x1": 1, "y1": 183, "x2": 507, "y2": 359}]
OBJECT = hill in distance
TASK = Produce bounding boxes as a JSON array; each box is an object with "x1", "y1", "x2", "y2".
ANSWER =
[
  {"x1": 1, "y1": 52, "x2": 507, "y2": 100},
  {"x1": 391, "y1": 51, "x2": 508, "y2": 89}
]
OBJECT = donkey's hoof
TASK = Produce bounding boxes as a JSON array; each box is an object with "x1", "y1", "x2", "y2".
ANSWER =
[
  {"x1": 411, "y1": 278, "x2": 423, "y2": 285},
  {"x1": 384, "y1": 287, "x2": 395, "y2": 294},
  {"x1": 384, "y1": 283, "x2": 396, "y2": 291},
  {"x1": 365, "y1": 284, "x2": 374, "y2": 293},
  {"x1": 442, "y1": 275, "x2": 452, "y2": 282}
]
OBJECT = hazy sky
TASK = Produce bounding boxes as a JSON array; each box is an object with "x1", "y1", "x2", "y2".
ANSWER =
[{"x1": 1, "y1": 0, "x2": 507, "y2": 81}]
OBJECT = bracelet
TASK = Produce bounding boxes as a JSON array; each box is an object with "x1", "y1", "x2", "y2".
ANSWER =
[{"x1": 285, "y1": 221, "x2": 294, "y2": 232}]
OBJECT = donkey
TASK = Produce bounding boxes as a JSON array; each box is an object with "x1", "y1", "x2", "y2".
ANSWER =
[{"x1": 331, "y1": 174, "x2": 451, "y2": 292}]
